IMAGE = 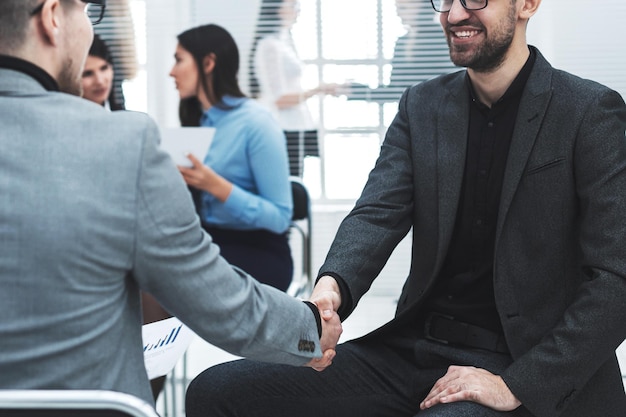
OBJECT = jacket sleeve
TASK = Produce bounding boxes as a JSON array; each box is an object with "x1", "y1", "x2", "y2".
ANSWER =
[
  {"x1": 129, "y1": 116, "x2": 321, "y2": 365},
  {"x1": 318, "y1": 90, "x2": 416, "y2": 319}
]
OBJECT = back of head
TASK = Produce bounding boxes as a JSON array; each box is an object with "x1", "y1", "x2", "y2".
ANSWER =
[
  {"x1": 176, "y1": 24, "x2": 245, "y2": 126},
  {"x1": 0, "y1": 0, "x2": 39, "y2": 53}
]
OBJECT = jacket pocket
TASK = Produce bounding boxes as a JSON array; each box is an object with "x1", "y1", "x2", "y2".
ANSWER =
[{"x1": 525, "y1": 157, "x2": 565, "y2": 176}]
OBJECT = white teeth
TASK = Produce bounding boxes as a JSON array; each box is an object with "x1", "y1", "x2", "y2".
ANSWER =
[{"x1": 456, "y1": 30, "x2": 478, "y2": 38}]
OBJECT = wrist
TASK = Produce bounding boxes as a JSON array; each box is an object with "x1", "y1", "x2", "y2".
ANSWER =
[{"x1": 302, "y1": 301, "x2": 322, "y2": 337}]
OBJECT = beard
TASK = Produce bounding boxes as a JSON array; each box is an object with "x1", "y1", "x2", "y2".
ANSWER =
[
  {"x1": 446, "y1": 7, "x2": 517, "y2": 72},
  {"x1": 57, "y1": 57, "x2": 83, "y2": 97}
]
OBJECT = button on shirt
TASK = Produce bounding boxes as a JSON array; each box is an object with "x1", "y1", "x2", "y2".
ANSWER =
[
  {"x1": 199, "y1": 96, "x2": 292, "y2": 234},
  {"x1": 424, "y1": 49, "x2": 537, "y2": 334}
]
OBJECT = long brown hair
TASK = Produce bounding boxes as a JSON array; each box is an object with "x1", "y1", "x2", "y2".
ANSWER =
[{"x1": 176, "y1": 24, "x2": 246, "y2": 126}]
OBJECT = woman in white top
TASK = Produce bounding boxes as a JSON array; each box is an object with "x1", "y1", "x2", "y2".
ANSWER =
[{"x1": 249, "y1": 0, "x2": 338, "y2": 177}]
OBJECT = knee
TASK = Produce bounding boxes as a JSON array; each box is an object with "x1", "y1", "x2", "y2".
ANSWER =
[{"x1": 185, "y1": 362, "x2": 242, "y2": 417}]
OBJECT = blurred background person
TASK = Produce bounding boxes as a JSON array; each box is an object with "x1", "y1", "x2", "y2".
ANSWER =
[
  {"x1": 249, "y1": 0, "x2": 340, "y2": 177},
  {"x1": 94, "y1": 0, "x2": 137, "y2": 110},
  {"x1": 170, "y1": 24, "x2": 294, "y2": 292},
  {"x1": 82, "y1": 34, "x2": 124, "y2": 110},
  {"x1": 346, "y1": 0, "x2": 458, "y2": 102}
]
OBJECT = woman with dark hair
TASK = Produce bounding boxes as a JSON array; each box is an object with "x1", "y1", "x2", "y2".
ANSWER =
[
  {"x1": 249, "y1": 0, "x2": 338, "y2": 177},
  {"x1": 81, "y1": 34, "x2": 124, "y2": 111},
  {"x1": 170, "y1": 24, "x2": 294, "y2": 292}
]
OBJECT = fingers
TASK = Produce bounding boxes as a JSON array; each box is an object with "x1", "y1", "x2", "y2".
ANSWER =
[
  {"x1": 319, "y1": 310, "x2": 342, "y2": 352},
  {"x1": 305, "y1": 349, "x2": 336, "y2": 371},
  {"x1": 309, "y1": 276, "x2": 342, "y2": 319},
  {"x1": 419, "y1": 366, "x2": 521, "y2": 412},
  {"x1": 311, "y1": 294, "x2": 335, "y2": 320},
  {"x1": 420, "y1": 375, "x2": 467, "y2": 409},
  {"x1": 186, "y1": 152, "x2": 203, "y2": 168}
]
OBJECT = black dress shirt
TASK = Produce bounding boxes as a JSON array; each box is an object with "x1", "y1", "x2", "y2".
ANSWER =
[{"x1": 423, "y1": 48, "x2": 537, "y2": 334}]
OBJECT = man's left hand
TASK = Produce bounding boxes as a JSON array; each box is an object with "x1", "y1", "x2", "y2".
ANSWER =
[{"x1": 420, "y1": 365, "x2": 521, "y2": 411}]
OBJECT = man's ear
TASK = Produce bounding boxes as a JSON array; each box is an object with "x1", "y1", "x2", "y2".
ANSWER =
[
  {"x1": 39, "y1": 0, "x2": 62, "y2": 46},
  {"x1": 519, "y1": 0, "x2": 542, "y2": 20},
  {"x1": 203, "y1": 53, "x2": 216, "y2": 75}
]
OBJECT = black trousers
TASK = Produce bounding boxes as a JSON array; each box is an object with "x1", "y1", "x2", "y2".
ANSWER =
[
  {"x1": 284, "y1": 130, "x2": 319, "y2": 177},
  {"x1": 185, "y1": 329, "x2": 535, "y2": 417},
  {"x1": 202, "y1": 225, "x2": 293, "y2": 292}
]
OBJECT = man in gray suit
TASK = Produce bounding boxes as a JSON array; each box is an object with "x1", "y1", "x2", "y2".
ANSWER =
[
  {"x1": 0, "y1": 0, "x2": 342, "y2": 407},
  {"x1": 185, "y1": 0, "x2": 626, "y2": 416}
]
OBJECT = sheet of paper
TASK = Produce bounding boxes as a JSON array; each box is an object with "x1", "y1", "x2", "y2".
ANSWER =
[
  {"x1": 142, "y1": 317, "x2": 195, "y2": 380},
  {"x1": 159, "y1": 127, "x2": 215, "y2": 167}
]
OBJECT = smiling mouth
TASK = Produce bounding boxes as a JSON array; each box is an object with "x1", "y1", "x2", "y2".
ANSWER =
[{"x1": 453, "y1": 30, "x2": 481, "y2": 39}]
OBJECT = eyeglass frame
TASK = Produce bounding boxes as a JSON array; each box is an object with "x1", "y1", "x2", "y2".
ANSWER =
[
  {"x1": 430, "y1": 0, "x2": 488, "y2": 13},
  {"x1": 30, "y1": 0, "x2": 107, "y2": 26}
]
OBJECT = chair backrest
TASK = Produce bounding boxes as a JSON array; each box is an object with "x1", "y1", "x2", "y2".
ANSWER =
[
  {"x1": 0, "y1": 390, "x2": 160, "y2": 417},
  {"x1": 290, "y1": 177, "x2": 310, "y2": 222},
  {"x1": 288, "y1": 177, "x2": 313, "y2": 298}
]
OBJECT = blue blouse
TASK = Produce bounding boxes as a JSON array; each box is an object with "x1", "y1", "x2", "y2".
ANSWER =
[{"x1": 198, "y1": 95, "x2": 292, "y2": 234}]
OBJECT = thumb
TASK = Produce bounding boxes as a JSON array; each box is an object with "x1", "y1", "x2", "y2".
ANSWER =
[
  {"x1": 186, "y1": 153, "x2": 203, "y2": 168},
  {"x1": 313, "y1": 296, "x2": 334, "y2": 320}
]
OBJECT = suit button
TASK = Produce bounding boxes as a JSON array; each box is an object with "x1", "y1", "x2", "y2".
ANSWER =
[{"x1": 298, "y1": 339, "x2": 315, "y2": 352}]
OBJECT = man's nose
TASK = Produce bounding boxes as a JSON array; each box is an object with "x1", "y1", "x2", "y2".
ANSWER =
[{"x1": 446, "y1": 0, "x2": 472, "y2": 23}]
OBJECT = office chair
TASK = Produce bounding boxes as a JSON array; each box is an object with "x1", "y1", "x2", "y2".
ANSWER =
[
  {"x1": 287, "y1": 176, "x2": 313, "y2": 298},
  {"x1": 0, "y1": 390, "x2": 160, "y2": 417}
]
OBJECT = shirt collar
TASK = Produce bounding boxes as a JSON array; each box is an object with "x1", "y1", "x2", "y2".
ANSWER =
[
  {"x1": 0, "y1": 55, "x2": 59, "y2": 91},
  {"x1": 465, "y1": 46, "x2": 537, "y2": 108},
  {"x1": 200, "y1": 95, "x2": 246, "y2": 126}
]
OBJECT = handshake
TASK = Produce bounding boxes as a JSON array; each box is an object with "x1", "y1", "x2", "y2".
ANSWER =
[{"x1": 304, "y1": 276, "x2": 344, "y2": 371}]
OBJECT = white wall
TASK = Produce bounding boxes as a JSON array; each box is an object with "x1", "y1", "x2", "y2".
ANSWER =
[{"x1": 527, "y1": 1, "x2": 626, "y2": 98}]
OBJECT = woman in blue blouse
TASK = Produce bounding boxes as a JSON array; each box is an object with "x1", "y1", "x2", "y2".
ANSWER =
[{"x1": 170, "y1": 24, "x2": 294, "y2": 291}]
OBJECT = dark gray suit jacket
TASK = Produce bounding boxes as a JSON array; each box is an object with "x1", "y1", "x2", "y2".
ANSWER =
[
  {"x1": 0, "y1": 66, "x2": 321, "y2": 405},
  {"x1": 320, "y1": 47, "x2": 626, "y2": 417}
]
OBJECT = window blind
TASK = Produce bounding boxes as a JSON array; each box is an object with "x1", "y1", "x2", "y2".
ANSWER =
[{"x1": 94, "y1": 0, "x2": 138, "y2": 110}]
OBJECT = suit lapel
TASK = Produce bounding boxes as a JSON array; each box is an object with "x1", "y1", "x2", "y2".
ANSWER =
[
  {"x1": 436, "y1": 75, "x2": 470, "y2": 268},
  {"x1": 495, "y1": 51, "x2": 554, "y2": 244}
]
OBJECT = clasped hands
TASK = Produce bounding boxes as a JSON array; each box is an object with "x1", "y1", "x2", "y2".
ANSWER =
[{"x1": 304, "y1": 276, "x2": 342, "y2": 371}]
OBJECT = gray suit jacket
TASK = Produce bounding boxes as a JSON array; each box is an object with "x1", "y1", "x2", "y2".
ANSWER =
[
  {"x1": 0, "y1": 67, "x2": 321, "y2": 405},
  {"x1": 320, "y1": 47, "x2": 626, "y2": 417}
]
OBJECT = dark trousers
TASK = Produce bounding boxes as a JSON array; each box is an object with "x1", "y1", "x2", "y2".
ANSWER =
[
  {"x1": 185, "y1": 330, "x2": 535, "y2": 417},
  {"x1": 284, "y1": 130, "x2": 319, "y2": 177},
  {"x1": 202, "y1": 225, "x2": 293, "y2": 292}
]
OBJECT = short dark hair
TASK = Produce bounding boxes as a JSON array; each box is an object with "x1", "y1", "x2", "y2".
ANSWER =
[
  {"x1": 0, "y1": 0, "x2": 40, "y2": 52},
  {"x1": 176, "y1": 24, "x2": 245, "y2": 126}
]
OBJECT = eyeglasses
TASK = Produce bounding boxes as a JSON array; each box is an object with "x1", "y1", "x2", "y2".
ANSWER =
[
  {"x1": 430, "y1": 0, "x2": 488, "y2": 13},
  {"x1": 30, "y1": 0, "x2": 107, "y2": 26}
]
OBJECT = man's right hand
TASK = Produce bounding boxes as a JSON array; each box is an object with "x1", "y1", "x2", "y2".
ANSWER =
[
  {"x1": 309, "y1": 275, "x2": 342, "y2": 319},
  {"x1": 305, "y1": 309, "x2": 342, "y2": 371},
  {"x1": 304, "y1": 276, "x2": 343, "y2": 371}
]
